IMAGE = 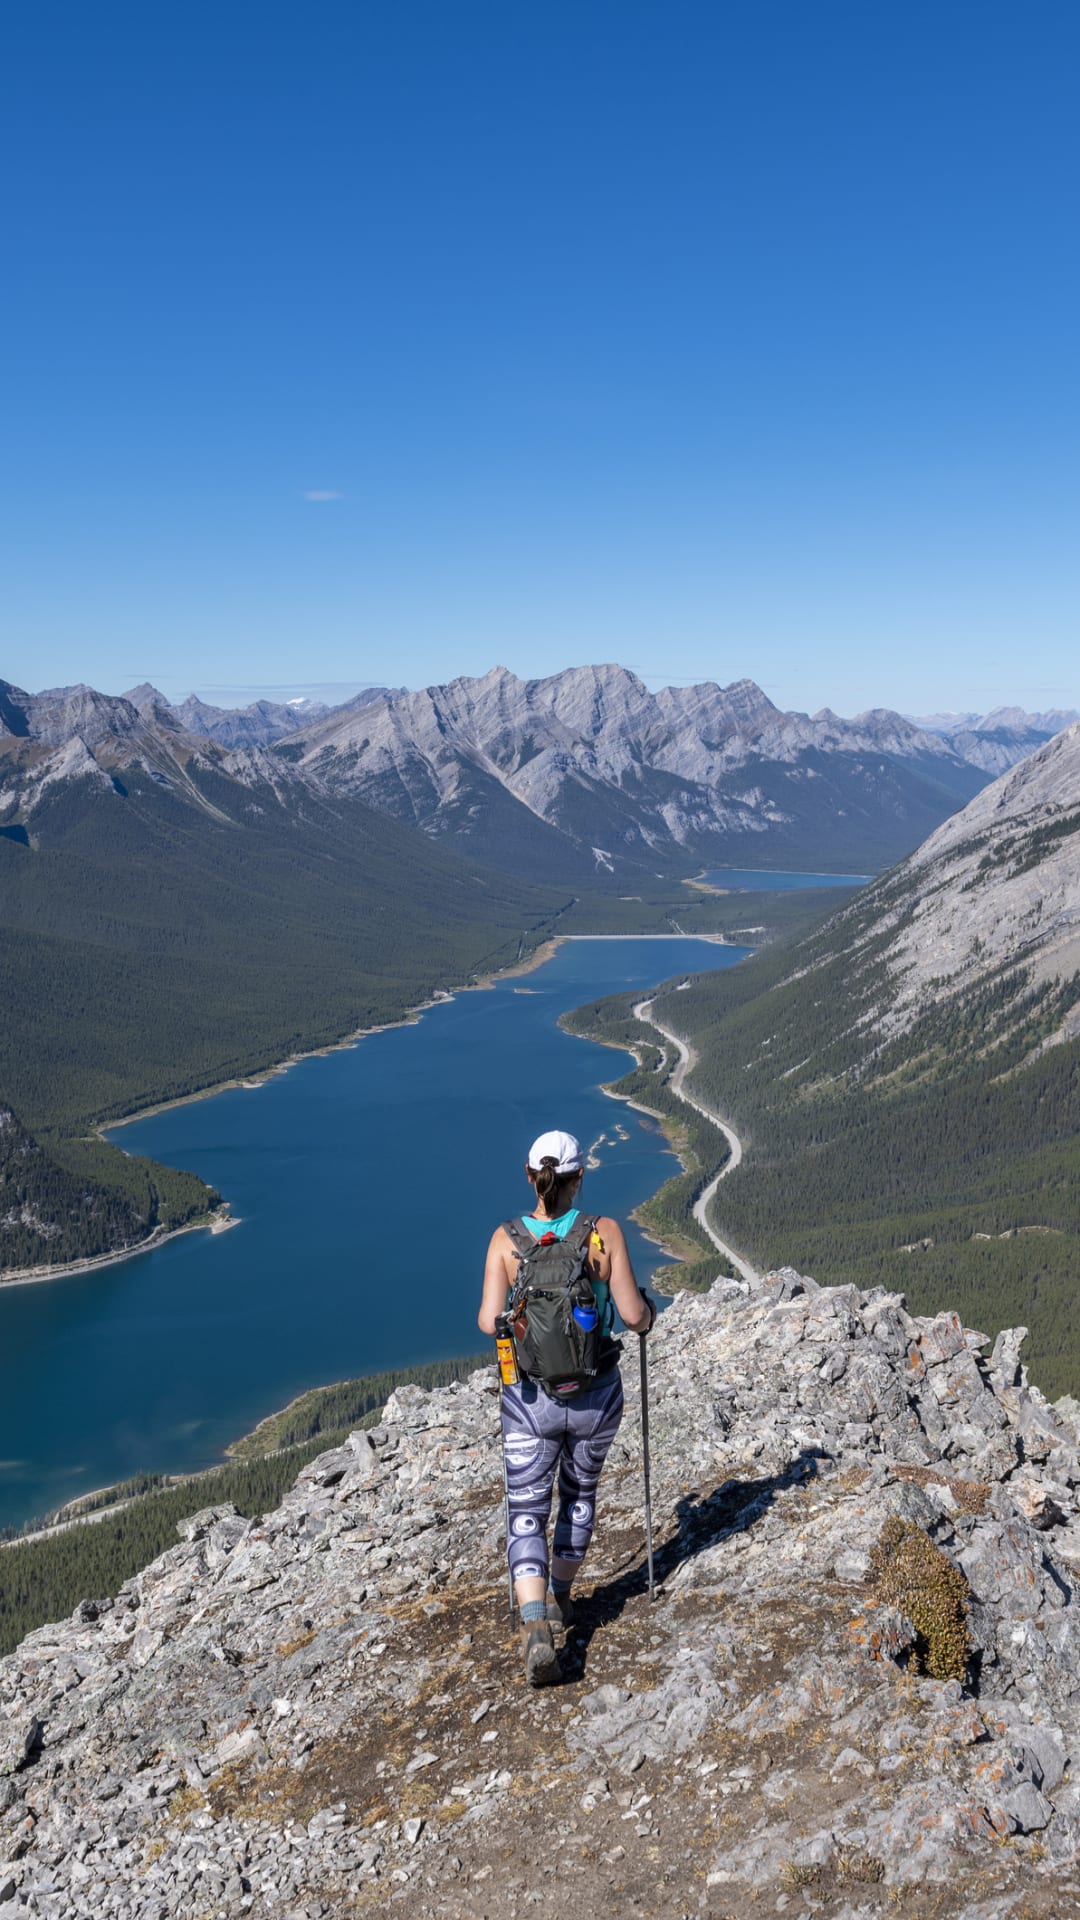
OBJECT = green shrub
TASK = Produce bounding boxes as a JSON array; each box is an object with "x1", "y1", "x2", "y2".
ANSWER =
[{"x1": 868, "y1": 1517, "x2": 970, "y2": 1682}]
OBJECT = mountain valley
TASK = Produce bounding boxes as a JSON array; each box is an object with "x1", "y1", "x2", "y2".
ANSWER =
[
  {"x1": 0, "y1": 672, "x2": 828, "y2": 1277},
  {"x1": 570, "y1": 722, "x2": 1080, "y2": 1395},
  {"x1": 2, "y1": 669, "x2": 1077, "y2": 1281}
]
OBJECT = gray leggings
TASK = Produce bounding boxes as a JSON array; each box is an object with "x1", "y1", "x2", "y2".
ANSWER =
[{"x1": 501, "y1": 1368, "x2": 624, "y2": 1586}]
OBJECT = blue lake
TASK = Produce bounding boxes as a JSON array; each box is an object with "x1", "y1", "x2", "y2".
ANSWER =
[
  {"x1": 0, "y1": 936, "x2": 747, "y2": 1529},
  {"x1": 701, "y1": 867, "x2": 872, "y2": 890}
]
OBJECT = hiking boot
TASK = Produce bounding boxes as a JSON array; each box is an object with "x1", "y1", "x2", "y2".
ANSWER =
[
  {"x1": 547, "y1": 1588, "x2": 576, "y2": 1632},
  {"x1": 521, "y1": 1619, "x2": 560, "y2": 1687}
]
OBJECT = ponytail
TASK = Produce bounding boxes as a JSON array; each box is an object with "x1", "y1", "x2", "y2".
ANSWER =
[{"x1": 533, "y1": 1154, "x2": 580, "y2": 1217}]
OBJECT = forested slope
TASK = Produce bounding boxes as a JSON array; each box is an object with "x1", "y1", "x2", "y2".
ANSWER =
[
  {"x1": 572, "y1": 926, "x2": 1080, "y2": 1396},
  {"x1": 0, "y1": 755, "x2": 559, "y2": 1271},
  {"x1": 570, "y1": 729, "x2": 1080, "y2": 1398},
  {"x1": 655, "y1": 957, "x2": 1080, "y2": 1397},
  {"x1": 0, "y1": 765, "x2": 557, "y2": 1133},
  {"x1": 0, "y1": 1108, "x2": 215, "y2": 1272}
]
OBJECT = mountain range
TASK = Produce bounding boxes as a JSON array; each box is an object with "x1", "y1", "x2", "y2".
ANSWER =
[
  {"x1": 0, "y1": 667, "x2": 1012, "y2": 881},
  {"x1": 275, "y1": 663, "x2": 1000, "y2": 877},
  {"x1": 6, "y1": 669, "x2": 1076, "y2": 883},
  {"x1": 124, "y1": 683, "x2": 402, "y2": 751}
]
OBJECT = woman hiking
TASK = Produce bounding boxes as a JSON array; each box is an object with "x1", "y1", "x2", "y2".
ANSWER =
[{"x1": 478, "y1": 1128, "x2": 656, "y2": 1687}]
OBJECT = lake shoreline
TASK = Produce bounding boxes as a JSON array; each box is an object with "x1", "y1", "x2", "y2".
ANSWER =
[
  {"x1": 0, "y1": 933, "x2": 570, "y2": 1290},
  {"x1": 574, "y1": 1022, "x2": 710, "y2": 1271},
  {"x1": 0, "y1": 927, "x2": 734, "y2": 1295},
  {"x1": 102, "y1": 931, "x2": 579, "y2": 1136},
  {"x1": 0, "y1": 1206, "x2": 236, "y2": 1291},
  {"x1": 0, "y1": 929, "x2": 753, "y2": 1531}
]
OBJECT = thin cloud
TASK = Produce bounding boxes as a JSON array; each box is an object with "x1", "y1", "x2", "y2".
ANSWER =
[
  {"x1": 301, "y1": 489, "x2": 342, "y2": 502},
  {"x1": 194, "y1": 681, "x2": 381, "y2": 695}
]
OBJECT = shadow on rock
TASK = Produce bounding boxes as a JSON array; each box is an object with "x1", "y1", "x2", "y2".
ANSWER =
[{"x1": 559, "y1": 1446, "x2": 827, "y2": 1682}]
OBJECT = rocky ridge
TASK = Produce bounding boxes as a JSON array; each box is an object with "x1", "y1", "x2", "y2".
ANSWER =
[
  {"x1": 912, "y1": 711, "x2": 1079, "y2": 780},
  {"x1": 4, "y1": 1270, "x2": 1080, "y2": 1919},
  {"x1": 839, "y1": 719, "x2": 1080, "y2": 1047},
  {"x1": 284, "y1": 664, "x2": 987, "y2": 876},
  {"x1": 122, "y1": 689, "x2": 401, "y2": 751},
  {"x1": 0, "y1": 683, "x2": 244, "y2": 827}
]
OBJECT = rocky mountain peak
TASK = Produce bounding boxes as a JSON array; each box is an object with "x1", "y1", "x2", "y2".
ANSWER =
[
  {"x1": 4, "y1": 1268, "x2": 1080, "y2": 1916},
  {"x1": 851, "y1": 706, "x2": 921, "y2": 734},
  {"x1": 15, "y1": 685, "x2": 144, "y2": 754},
  {"x1": 655, "y1": 675, "x2": 782, "y2": 736},
  {"x1": 122, "y1": 683, "x2": 170, "y2": 713}
]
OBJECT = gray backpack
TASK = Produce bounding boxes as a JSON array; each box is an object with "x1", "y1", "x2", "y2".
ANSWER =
[{"x1": 502, "y1": 1215, "x2": 614, "y2": 1398}]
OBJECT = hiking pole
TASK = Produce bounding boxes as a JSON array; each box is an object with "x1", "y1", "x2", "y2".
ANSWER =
[
  {"x1": 639, "y1": 1333, "x2": 656, "y2": 1602},
  {"x1": 498, "y1": 1389, "x2": 516, "y2": 1628}
]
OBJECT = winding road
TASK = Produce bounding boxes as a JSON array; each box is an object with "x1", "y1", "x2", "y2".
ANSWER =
[{"x1": 633, "y1": 997, "x2": 761, "y2": 1288}]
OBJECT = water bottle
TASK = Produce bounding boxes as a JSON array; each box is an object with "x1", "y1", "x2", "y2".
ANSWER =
[{"x1": 572, "y1": 1303, "x2": 598, "y2": 1332}]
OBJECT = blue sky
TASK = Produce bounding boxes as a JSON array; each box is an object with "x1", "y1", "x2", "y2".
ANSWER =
[{"x1": 4, "y1": 1, "x2": 1077, "y2": 716}]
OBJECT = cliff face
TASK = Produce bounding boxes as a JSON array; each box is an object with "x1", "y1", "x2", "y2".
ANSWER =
[{"x1": 4, "y1": 1272, "x2": 1080, "y2": 1919}]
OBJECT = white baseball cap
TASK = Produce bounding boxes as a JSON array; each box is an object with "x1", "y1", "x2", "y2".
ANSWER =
[{"x1": 526, "y1": 1129, "x2": 583, "y2": 1174}]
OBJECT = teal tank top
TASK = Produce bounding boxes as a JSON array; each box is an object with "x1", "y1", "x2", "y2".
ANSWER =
[{"x1": 515, "y1": 1207, "x2": 615, "y2": 1337}]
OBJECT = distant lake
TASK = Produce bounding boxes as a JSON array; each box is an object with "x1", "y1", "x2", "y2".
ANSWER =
[
  {"x1": 0, "y1": 936, "x2": 747, "y2": 1530},
  {"x1": 701, "y1": 867, "x2": 872, "y2": 890}
]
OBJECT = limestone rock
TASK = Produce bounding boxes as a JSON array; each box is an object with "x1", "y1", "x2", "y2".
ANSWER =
[{"x1": 4, "y1": 1271, "x2": 1080, "y2": 1917}]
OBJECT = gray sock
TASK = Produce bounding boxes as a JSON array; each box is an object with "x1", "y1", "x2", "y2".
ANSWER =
[{"x1": 520, "y1": 1599, "x2": 547, "y2": 1624}]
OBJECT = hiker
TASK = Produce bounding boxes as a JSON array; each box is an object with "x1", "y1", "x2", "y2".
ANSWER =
[{"x1": 478, "y1": 1128, "x2": 656, "y2": 1686}]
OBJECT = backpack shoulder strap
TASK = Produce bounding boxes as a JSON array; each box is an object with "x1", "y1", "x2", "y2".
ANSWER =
[
  {"x1": 501, "y1": 1217, "x2": 536, "y2": 1260},
  {"x1": 501, "y1": 1214, "x2": 597, "y2": 1261}
]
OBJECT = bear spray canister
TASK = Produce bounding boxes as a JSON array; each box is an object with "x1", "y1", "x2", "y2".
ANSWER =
[{"x1": 494, "y1": 1313, "x2": 521, "y2": 1386}]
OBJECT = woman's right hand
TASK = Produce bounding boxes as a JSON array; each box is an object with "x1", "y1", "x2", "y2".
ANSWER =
[{"x1": 635, "y1": 1290, "x2": 657, "y2": 1334}]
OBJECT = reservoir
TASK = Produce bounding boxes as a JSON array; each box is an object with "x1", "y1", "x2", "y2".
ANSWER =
[
  {"x1": 701, "y1": 867, "x2": 871, "y2": 890},
  {"x1": 0, "y1": 935, "x2": 747, "y2": 1530}
]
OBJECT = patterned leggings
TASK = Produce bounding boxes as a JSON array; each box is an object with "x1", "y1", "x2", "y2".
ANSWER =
[{"x1": 501, "y1": 1368, "x2": 625, "y2": 1586}]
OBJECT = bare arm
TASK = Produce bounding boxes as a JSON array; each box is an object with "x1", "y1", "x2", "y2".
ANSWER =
[
  {"x1": 478, "y1": 1228, "x2": 514, "y2": 1337},
  {"x1": 596, "y1": 1216, "x2": 653, "y2": 1334}
]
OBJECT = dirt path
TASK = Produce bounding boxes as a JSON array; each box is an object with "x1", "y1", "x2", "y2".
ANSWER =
[{"x1": 633, "y1": 998, "x2": 760, "y2": 1287}]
